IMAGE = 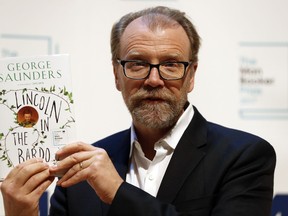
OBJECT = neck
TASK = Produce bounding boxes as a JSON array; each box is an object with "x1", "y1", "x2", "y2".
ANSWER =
[{"x1": 133, "y1": 122, "x2": 173, "y2": 160}]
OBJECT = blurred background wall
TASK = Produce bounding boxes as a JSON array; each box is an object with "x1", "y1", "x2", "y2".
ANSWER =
[{"x1": 1, "y1": 0, "x2": 287, "y2": 215}]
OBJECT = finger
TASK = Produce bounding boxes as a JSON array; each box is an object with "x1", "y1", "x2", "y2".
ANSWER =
[
  {"x1": 58, "y1": 166, "x2": 91, "y2": 188},
  {"x1": 56, "y1": 163, "x2": 84, "y2": 186},
  {"x1": 28, "y1": 176, "x2": 55, "y2": 200},
  {"x1": 50, "y1": 149, "x2": 98, "y2": 178},
  {"x1": 55, "y1": 142, "x2": 95, "y2": 160},
  {"x1": 50, "y1": 150, "x2": 95, "y2": 176},
  {"x1": 1, "y1": 161, "x2": 52, "y2": 207},
  {"x1": 57, "y1": 148, "x2": 110, "y2": 187},
  {"x1": 5, "y1": 158, "x2": 44, "y2": 181},
  {"x1": 24, "y1": 166, "x2": 52, "y2": 193},
  {"x1": 58, "y1": 151, "x2": 96, "y2": 185},
  {"x1": 9, "y1": 163, "x2": 50, "y2": 195},
  {"x1": 5, "y1": 159, "x2": 47, "y2": 188}
]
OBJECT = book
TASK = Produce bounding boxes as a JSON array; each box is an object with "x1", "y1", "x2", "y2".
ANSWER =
[{"x1": 0, "y1": 54, "x2": 76, "y2": 181}]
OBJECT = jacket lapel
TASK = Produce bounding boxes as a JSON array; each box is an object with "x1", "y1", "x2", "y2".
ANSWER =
[
  {"x1": 100, "y1": 129, "x2": 131, "y2": 216},
  {"x1": 157, "y1": 106, "x2": 208, "y2": 203},
  {"x1": 110, "y1": 129, "x2": 131, "y2": 179}
]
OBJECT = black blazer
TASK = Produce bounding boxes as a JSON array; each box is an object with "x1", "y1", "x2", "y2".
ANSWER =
[{"x1": 49, "y1": 106, "x2": 276, "y2": 216}]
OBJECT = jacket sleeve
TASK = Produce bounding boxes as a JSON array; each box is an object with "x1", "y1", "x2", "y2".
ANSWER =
[
  {"x1": 49, "y1": 185, "x2": 68, "y2": 216},
  {"x1": 109, "y1": 182, "x2": 181, "y2": 215},
  {"x1": 210, "y1": 139, "x2": 276, "y2": 216},
  {"x1": 108, "y1": 139, "x2": 276, "y2": 216}
]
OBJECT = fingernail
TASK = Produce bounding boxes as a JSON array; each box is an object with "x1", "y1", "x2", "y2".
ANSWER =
[{"x1": 55, "y1": 154, "x2": 59, "y2": 161}]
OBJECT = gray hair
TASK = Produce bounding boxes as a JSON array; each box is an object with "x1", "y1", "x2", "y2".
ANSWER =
[{"x1": 110, "y1": 6, "x2": 201, "y2": 63}]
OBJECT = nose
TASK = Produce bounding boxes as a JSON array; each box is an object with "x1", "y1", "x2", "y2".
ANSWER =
[{"x1": 144, "y1": 67, "x2": 165, "y2": 88}]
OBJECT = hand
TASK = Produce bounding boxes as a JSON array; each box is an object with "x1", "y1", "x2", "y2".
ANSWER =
[
  {"x1": 0, "y1": 158, "x2": 54, "y2": 216},
  {"x1": 50, "y1": 142, "x2": 124, "y2": 204}
]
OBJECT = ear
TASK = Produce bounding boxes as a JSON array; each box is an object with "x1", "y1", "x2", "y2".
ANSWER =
[
  {"x1": 187, "y1": 63, "x2": 198, "y2": 93},
  {"x1": 113, "y1": 62, "x2": 122, "y2": 91}
]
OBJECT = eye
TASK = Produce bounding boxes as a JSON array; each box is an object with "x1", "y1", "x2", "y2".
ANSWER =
[
  {"x1": 163, "y1": 62, "x2": 178, "y2": 68},
  {"x1": 126, "y1": 61, "x2": 148, "y2": 71},
  {"x1": 161, "y1": 62, "x2": 181, "y2": 72}
]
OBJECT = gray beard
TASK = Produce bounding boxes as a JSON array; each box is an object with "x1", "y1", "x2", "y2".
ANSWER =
[{"x1": 126, "y1": 88, "x2": 187, "y2": 129}]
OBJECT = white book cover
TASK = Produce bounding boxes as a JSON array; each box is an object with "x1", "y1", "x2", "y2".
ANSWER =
[{"x1": 0, "y1": 54, "x2": 76, "y2": 181}]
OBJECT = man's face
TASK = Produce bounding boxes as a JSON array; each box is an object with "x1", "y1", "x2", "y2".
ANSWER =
[
  {"x1": 113, "y1": 18, "x2": 197, "y2": 129},
  {"x1": 24, "y1": 113, "x2": 32, "y2": 122}
]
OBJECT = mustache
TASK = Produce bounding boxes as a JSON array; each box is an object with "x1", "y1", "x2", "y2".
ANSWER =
[{"x1": 130, "y1": 87, "x2": 173, "y2": 102}]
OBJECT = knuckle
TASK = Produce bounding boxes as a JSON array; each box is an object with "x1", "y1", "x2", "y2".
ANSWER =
[
  {"x1": 15, "y1": 162, "x2": 24, "y2": 170},
  {"x1": 71, "y1": 164, "x2": 79, "y2": 172},
  {"x1": 2, "y1": 185, "x2": 22, "y2": 202},
  {"x1": 96, "y1": 148, "x2": 108, "y2": 157},
  {"x1": 76, "y1": 141, "x2": 86, "y2": 149},
  {"x1": 30, "y1": 170, "x2": 49, "y2": 183},
  {"x1": 29, "y1": 175, "x2": 39, "y2": 183},
  {"x1": 1, "y1": 183, "x2": 10, "y2": 195},
  {"x1": 76, "y1": 141, "x2": 85, "y2": 146},
  {"x1": 90, "y1": 162, "x2": 99, "y2": 170},
  {"x1": 20, "y1": 165, "x2": 31, "y2": 175},
  {"x1": 69, "y1": 154, "x2": 79, "y2": 163}
]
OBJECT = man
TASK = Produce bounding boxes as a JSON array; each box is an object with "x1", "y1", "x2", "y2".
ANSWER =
[
  {"x1": 0, "y1": 6, "x2": 276, "y2": 216},
  {"x1": 19, "y1": 108, "x2": 36, "y2": 128}
]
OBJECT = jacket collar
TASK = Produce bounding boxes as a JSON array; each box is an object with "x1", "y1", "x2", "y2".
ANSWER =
[{"x1": 156, "y1": 106, "x2": 208, "y2": 202}]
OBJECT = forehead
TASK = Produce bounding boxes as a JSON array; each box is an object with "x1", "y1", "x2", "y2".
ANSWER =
[{"x1": 119, "y1": 17, "x2": 191, "y2": 59}]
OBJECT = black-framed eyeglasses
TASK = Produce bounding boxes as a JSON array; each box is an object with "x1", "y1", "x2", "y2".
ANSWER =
[{"x1": 117, "y1": 59, "x2": 192, "y2": 80}]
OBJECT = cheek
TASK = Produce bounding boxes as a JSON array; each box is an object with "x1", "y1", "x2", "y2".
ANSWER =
[
  {"x1": 167, "y1": 78, "x2": 192, "y2": 99},
  {"x1": 120, "y1": 79, "x2": 143, "y2": 97},
  {"x1": 165, "y1": 81, "x2": 185, "y2": 95}
]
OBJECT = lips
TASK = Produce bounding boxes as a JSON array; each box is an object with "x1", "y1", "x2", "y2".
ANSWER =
[
  {"x1": 129, "y1": 88, "x2": 171, "y2": 108},
  {"x1": 146, "y1": 97, "x2": 163, "y2": 100},
  {"x1": 141, "y1": 97, "x2": 167, "y2": 105}
]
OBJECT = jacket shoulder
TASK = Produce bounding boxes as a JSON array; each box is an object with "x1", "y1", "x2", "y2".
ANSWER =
[
  {"x1": 92, "y1": 129, "x2": 130, "y2": 147},
  {"x1": 206, "y1": 121, "x2": 275, "y2": 159},
  {"x1": 91, "y1": 129, "x2": 131, "y2": 160}
]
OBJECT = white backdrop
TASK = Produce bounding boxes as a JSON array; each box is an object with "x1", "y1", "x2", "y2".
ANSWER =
[{"x1": 1, "y1": 0, "x2": 287, "y2": 215}]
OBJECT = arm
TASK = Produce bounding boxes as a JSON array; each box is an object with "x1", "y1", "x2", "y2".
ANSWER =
[
  {"x1": 109, "y1": 140, "x2": 276, "y2": 216},
  {"x1": 49, "y1": 140, "x2": 276, "y2": 216},
  {"x1": 109, "y1": 182, "x2": 181, "y2": 215},
  {"x1": 211, "y1": 139, "x2": 276, "y2": 216}
]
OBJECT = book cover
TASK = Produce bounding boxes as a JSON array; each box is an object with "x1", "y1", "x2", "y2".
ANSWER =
[{"x1": 0, "y1": 54, "x2": 76, "y2": 181}]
